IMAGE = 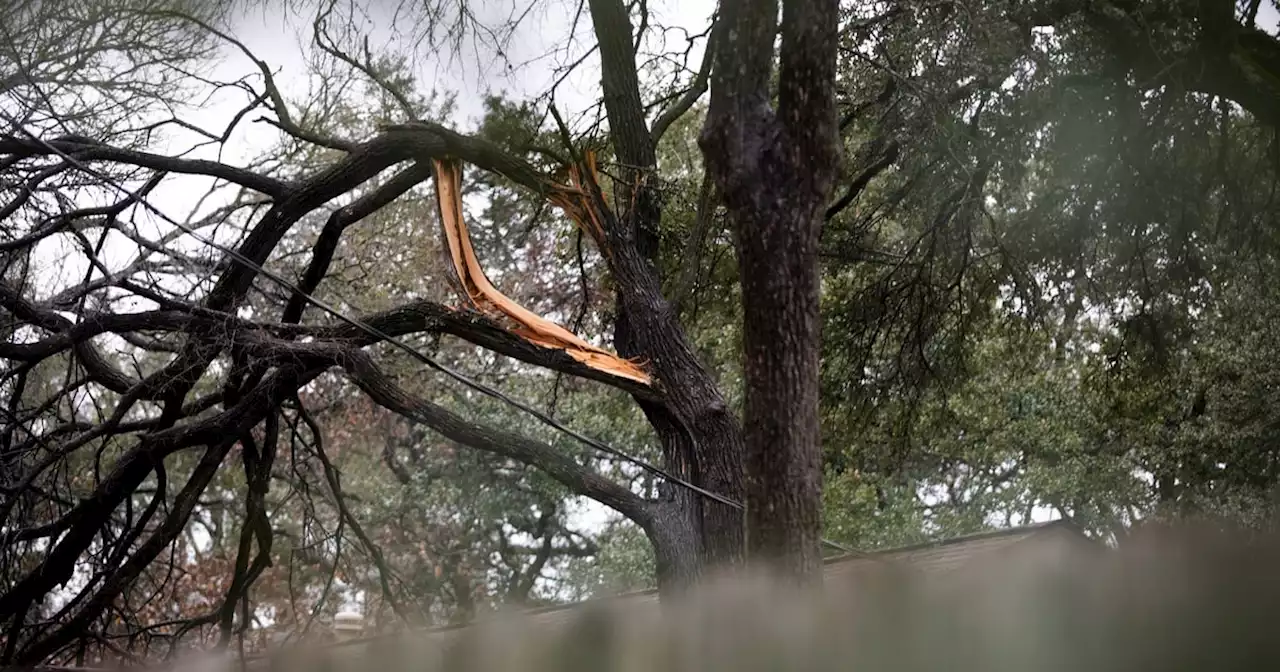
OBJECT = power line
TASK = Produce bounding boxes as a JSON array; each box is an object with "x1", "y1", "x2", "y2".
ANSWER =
[
  {"x1": 4, "y1": 115, "x2": 873, "y2": 559},
  {"x1": 0, "y1": 114, "x2": 743, "y2": 511}
]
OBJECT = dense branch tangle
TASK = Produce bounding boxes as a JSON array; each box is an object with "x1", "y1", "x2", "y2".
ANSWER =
[
  {"x1": 9, "y1": 0, "x2": 1243, "y2": 661},
  {"x1": 0, "y1": 96, "x2": 693, "y2": 661},
  {"x1": 5, "y1": 0, "x2": 873, "y2": 656}
]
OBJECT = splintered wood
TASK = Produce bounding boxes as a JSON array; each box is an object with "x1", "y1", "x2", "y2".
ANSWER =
[
  {"x1": 430, "y1": 159, "x2": 650, "y2": 385},
  {"x1": 544, "y1": 152, "x2": 610, "y2": 253}
]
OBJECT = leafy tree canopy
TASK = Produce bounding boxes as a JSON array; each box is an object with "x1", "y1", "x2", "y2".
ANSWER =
[{"x1": 1, "y1": 0, "x2": 1279, "y2": 665}]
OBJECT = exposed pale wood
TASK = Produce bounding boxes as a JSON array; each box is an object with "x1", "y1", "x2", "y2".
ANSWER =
[{"x1": 430, "y1": 159, "x2": 651, "y2": 385}]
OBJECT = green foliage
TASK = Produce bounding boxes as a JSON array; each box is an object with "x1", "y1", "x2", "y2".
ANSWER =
[
  {"x1": 820, "y1": 0, "x2": 1280, "y2": 545},
  {"x1": 555, "y1": 520, "x2": 656, "y2": 598},
  {"x1": 7, "y1": 3, "x2": 1280, "y2": 659}
]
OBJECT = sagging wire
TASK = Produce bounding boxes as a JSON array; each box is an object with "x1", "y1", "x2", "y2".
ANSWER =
[
  {"x1": 0, "y1": 113, "x2": 744, "y2": 512},
  {"x1": 3, "y1": 115, "x2": 874, "y2": 558}
]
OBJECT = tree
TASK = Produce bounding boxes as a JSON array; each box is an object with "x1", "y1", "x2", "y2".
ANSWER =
[
  {"x1": 818, "y1": 0, "x2": 1280, "y2": 546},
  {"x1": 0, "y1": 0, "x2": 828, "y2": 661},
  {"x1": 4, "y1": 0, "x2": 1280, "y2": 665}
]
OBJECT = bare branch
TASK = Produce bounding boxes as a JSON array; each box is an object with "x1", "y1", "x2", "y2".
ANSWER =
[
  {"x1": 139, "y1": 7, "x2": 357, "y2": 152},
  {"x1": 341, "y1": 345, "x2": 657, "y2": 527},
  {"x1": 311, "y1": 13, "x2": 416, "y2": 120},
  {"x1": 650, "y1": 28, "x2": 715, "y2": 145},
  {"x1": 314, "y1": 299, "x2": 662, "y2": 400},
  {"x1": 0, "y1": 136, "x2": 289, "y2": 198}
]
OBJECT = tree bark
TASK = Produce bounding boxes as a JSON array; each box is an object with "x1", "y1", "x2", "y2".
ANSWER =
[
  {"x1": 587, "y1": 0, "x2": 747, "y2": 584},
  {"x1": 700, "y1": 0, "x2": 840, "y2": 579}
]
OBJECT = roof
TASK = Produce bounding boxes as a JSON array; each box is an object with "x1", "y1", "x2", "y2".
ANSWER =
[
  {"x1": 829, "y1": 518, "x2": 1092, "y2": 577},
  {"x1": 136, "y1": 520, "x2": 1090, "y2": 672}
]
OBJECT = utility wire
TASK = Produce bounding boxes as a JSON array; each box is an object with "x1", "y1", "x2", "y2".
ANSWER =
[
  {"x1": 3, "y1": 116, "x2": 874, "y2": 558},
  {"x1": 0, "y1": 114, "x2": 743, "y2": 511}
]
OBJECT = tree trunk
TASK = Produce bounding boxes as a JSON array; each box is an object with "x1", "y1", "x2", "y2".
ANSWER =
[
  {"x1": 700, "y1": 0, "x2": 840, "y2": 579},
  {"x1": 587, "y1": 0, "x2": 747, "y2": 586},
  {"x1": 735, "y1": 204, "x2": 825, "y2": 576},
  {"x1": 639, "y1": 501, "x2": 701, "y2": 593}
]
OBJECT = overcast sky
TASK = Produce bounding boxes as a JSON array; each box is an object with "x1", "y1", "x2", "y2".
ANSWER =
[
  {"x1": 66, "y1": 0, "x2": 716, "y2": 297},
  {"x1": 185, "y1": 0, "x2": 717, "y2": 158}
]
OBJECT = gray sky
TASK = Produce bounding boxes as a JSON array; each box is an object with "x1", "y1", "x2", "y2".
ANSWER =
[
  {"x1": 70, "y1": 0, "x2": 716, "y2": 299},
  {"x1": 194, "y1": 0, "x2": 716, "y2": 153}
]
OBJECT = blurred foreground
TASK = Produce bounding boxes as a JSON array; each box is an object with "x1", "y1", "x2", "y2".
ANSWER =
[{"x1": 152, "y1": 521, "x2": 1280, "y2": 672}]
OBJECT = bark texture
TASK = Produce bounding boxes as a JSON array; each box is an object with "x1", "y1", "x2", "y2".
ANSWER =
[{"x1": 700, "y1": 0, "x2": 841, "y2": 578}]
